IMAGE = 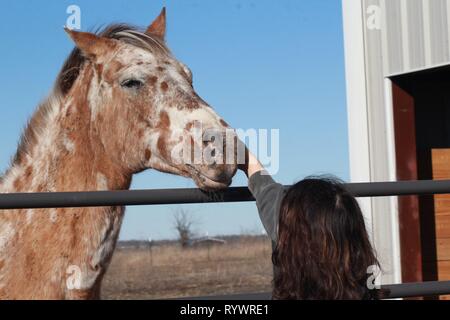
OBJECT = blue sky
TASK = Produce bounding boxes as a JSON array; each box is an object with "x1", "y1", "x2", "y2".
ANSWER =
[{"x1": 0, "y1": 0, "x2": 349, "y2": 240}]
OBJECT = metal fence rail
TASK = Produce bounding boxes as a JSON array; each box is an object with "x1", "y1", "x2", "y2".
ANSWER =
[
  {"x1": 2, "y1": 179, "x2": 450, "y2": 299},
  {"x1": 2, "y1": 179, "x2": 450, "y2": 210},
  {"x1": 184, "y1": 280, "x2": 450, "y2": 300}
]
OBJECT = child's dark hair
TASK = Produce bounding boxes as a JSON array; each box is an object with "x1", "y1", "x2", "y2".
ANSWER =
[{"x1": 272, "y1": 176, "x2": 385, "y2": 300}]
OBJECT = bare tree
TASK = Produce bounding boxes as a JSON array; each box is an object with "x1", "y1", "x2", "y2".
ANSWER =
[{"x1": 173, "y1": 208, "x2": 197, "y2": 248}]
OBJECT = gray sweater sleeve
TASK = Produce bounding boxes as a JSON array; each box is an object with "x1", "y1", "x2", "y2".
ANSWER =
[{"x1": 248, "y1": 171, "x2": 286, "y2": 242}]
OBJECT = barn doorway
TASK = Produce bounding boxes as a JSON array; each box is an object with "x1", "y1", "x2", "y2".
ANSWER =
[{"x1": 391, "y1": 65, "x2": 450, "y2": 299}]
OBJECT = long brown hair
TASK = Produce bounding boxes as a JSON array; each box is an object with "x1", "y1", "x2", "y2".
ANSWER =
[{"x1": 272, "y1": 177, "x2": 383, "y2": 300}]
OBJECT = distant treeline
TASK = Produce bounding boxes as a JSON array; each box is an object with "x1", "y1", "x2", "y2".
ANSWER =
[{"x1": 117, "y1": 234, "x2": 268, "y2": 249}]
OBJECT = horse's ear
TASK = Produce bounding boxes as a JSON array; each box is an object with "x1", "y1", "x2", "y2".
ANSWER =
[
  {"x1": 64, "y1": 28, "x2": 116, "y2": 60},
  {"x1": 146, "y1": 7, "x2": 166, "y2": 39}
]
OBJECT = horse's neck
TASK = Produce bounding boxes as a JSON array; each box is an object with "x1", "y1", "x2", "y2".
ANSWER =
[
  {"x1": 2, "y1": 81, "x2": 132, "y2": 194},
  {"x1": 0, "y1": 72, "x2": 134, "y2": 299}
]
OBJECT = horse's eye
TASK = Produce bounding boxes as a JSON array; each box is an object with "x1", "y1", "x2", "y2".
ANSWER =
[{"x1": 121, "y1": 79, "x2": 144, "y2": 90}]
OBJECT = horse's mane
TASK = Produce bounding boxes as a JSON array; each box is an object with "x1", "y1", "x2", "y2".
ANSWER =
[
  {"x1": 57, "y1": 24, "x2": 170, "y2": 95},
  {"x1": 8, "y1": 24, "x2": 170, "y2": 170}
]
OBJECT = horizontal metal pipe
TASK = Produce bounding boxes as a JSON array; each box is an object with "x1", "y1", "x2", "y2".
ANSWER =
[
  {"x1": 383, "y1": 280, "x2": 450, "y2": 299},
  {"x1": 2, "y1": 179, "x2": 450, "y2": 210},
  {"x1": 345, "y1": 179, "x2": 450, "y2": 197},
  {"x1": 0, "y1": 187, "x2": 253, "y2": 210},
  {"x1": 184, "y1": 280, "x2": 450, "y2": 300},
  {"x1": 2, "y1": 179, "x2": 450, "y2": 299}
]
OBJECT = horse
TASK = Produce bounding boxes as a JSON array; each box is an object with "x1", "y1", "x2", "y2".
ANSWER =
[{"x1": 0, "y1": 8, "x2": 237, "y2": 299}]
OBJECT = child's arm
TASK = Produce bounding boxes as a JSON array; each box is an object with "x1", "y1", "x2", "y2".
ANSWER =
[{"x1": 239, "y1": 149, "x2": 285, "y2": 242}]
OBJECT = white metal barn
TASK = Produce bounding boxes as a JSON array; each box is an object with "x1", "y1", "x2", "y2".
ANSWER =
[{"x1": 343, "y1": 0, "x2": 450, "y2": 289}]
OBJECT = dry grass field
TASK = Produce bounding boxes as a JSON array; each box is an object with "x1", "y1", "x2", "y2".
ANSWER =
[{"x1": 102, "y1": 236, "x2": 273, "y2": 300}]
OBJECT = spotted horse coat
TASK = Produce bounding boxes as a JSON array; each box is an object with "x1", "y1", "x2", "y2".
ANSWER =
[{"x1": 0, "y1": 8, "x2": 237, "y2": 299}]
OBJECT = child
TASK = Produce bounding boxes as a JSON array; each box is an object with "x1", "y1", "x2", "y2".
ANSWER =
[{"x1": 240, "y1": 151, "x2": 382, "y2": 300}]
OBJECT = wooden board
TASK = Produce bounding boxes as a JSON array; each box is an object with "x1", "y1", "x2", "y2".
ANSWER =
[
  {"x1": 432, "y1": 150, "x2": 450, "y2": 180},
  {"x1": 438, "y1": 261, "x2": 450, "y2": 300},
  {"x1": 437, "y1": 261, "x2": 450, "y2": 279},
  {"x1": 431, "y1": 149, "x2": 450, "y2": 299},
  {"x1": 436, "y1": 239, "x2": 450, "y2": 261},
  {"x1": 436, "y1": 215, "x2": 450, "y2": 238},
  {"x1": 433, "y1": 196, "x2": 450, "y2": 216}
]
